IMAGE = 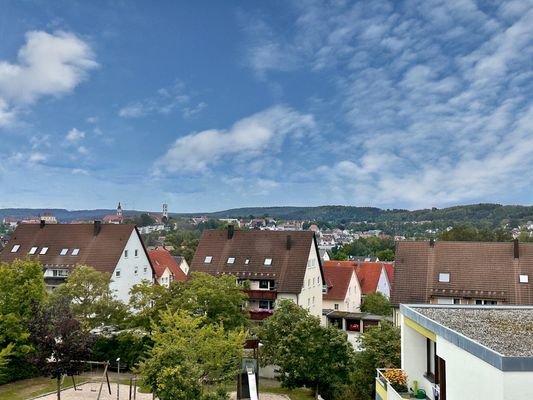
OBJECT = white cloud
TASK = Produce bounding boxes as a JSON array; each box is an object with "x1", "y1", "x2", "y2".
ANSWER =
[
  {"x1": 154, "y1": 105, "x2": 315, "y2": 174},
  {"x1": 77, "y1": 146, "x2": 88, "y2": 155},
  {"x1": 72, "y1": 168, "x2": 89, "y2": 175},
  {"x1": 66, "y1": 128, "x2": 85, "y2": 142},
  {"x1": 0, "y1": 30, "x2": 97, "y2": 127},
  {"x1": 10, "y1": 151, "x2": 47, "y2": 164}
]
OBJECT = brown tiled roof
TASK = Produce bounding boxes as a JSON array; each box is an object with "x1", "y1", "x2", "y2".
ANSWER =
[
  {"x1": 0, "y1": 223, "x2": 138, "y2": 274},
  {"x1": 355, "y1": 262, "x2": 384, "y2": 295},
  {"x1": 148, "y1": 249, "x2": 186, "y2": 282},
  {"x1": 190, "y1": 230, "x2": 322, "y2": 294},
  {"x1": 391, "y1": 240, "x2": 533, "y2": 306},
  {"x1": 323, "y1": 264, "x2": 356, "y2": 300}
]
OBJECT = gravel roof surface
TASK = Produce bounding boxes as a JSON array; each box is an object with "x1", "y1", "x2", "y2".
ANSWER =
[{"x1": 413, "y1": 307, "x2": 533, "y2": 357}]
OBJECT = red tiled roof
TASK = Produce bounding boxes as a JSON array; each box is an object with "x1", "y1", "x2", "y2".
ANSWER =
[
  {"x1": 148, "y1": 249, "x2": 186, "y2": 282},
  {"x1": 355, "y1": 262, "x2": 383, "y2": 295},
  {"x1": 190, "y1": 230, "x2": 322, "y2": 294},
  {"x1": 323, "y1": 260, "x2": 357, "y2": 268},
  {"x1": 323, "y1": 264, "x2": 356, "y2": 300}
]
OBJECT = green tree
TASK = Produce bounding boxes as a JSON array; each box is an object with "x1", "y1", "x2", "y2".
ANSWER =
[
  {"x1": 0, "y1": 258, "x2": 47, "y2": 383},
  {"x1": 345, "y1": 321, "x2": 400, "y2": 400},
  {"x1": 128, "y1": 280, "x2": 167, "y2": 332},
  {"x1": 165, "y1": 231, "x2": 200, "y2": 264},
  {"x1": 376, "y1": 248, "x2": 395, "y2": 261},
  {"x1": 50, "y1": 265, "x2": 128, "y2": 330},
  {"x1": 259, "y1": 300, "x2": 355, "y2": 399},
  {"x1": 138, "y1": 309, "x2": 245, "y2": 400},
  {"x1": 360, "y1": 293, "x2": 392, "y2": 316},
  {"x1": 164, "y1": 272, "x2": 249, "y2": 330}
]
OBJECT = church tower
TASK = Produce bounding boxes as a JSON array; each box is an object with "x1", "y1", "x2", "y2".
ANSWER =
[{"x1": 117, "y1": 202, "x2": 123, "y2": 218}]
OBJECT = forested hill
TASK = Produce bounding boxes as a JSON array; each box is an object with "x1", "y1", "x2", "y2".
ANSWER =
[{"x1": 2, "y1": 204, "x2": 533, "y2": 228}]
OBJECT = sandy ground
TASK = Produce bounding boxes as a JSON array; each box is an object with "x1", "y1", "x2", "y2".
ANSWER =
[
  {"x1": 229, "y1": 393, "x2": 290, "y2": 400},
  {"x1": 34, "y1": 382, "x2": 154, "y2": 400}
]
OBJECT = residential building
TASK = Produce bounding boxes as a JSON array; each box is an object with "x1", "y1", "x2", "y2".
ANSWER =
[
  {"x1": 103, "y1": 202, "x2": 123, "y2": 224},
  {"x1": 391, "y1": 240, "x2": 533, "y2": 323},
  {"x1": 327, "y1": 311, "x2": 389, "y2": 350},
  {"x1": 190, "y1": 227, "x2": 325, "y2": 320},
  {"x1": 319, "y1": 249, "x2": 331, "y2": 261},
  {"x1": 322, "y1": 261, "x2": 362, "y2": 312},
  {"x1": 356, "y1": 261, "x2": 394, "y2": 299},
  {"x1": 0, "y1": 221, "x2": 154, "y2": 303},
  {"x1": 148, "y1": 248, "x2": 186, "y2": 287},
  {"x1": 376, "y1": 304, "x2": 533, "y2": 400},
  {"x1": 39, "y1": 212, "x2": 58, "y2": 224}
]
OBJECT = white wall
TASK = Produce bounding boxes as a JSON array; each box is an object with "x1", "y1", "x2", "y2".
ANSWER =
[
  {"x1": 156, "y1": 267, "x2": 172, "y2": 288},
  {"x1": 322, "y1": 271, "x2": 361, "y2": 312},
  {"x1": 401, "y1": 317, "x2": 433, "y2": 398},
  {"x1": 110, "y1": 231, "x2": 153, "y2": 303},
  {"x1": 180, "y1": 258, "x2": 189, "y2": 275},
  {"x1": 298, "y1": 242, "x2": 324, "y2": 319},
  {"x1": 376, "y1": 266, "x2": 390, "y2": 298}
]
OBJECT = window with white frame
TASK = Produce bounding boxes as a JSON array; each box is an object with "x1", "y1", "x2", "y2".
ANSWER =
[
  {"x1": 40, "y1": 247, "x2": 48, "y2": 255},
  {"x1": 438, "y1": 272, "x2": 450, "y2": 282},
  {"x1": 520, "y1": 274, "x2": 529, "y2": 283},
  {"x1": 11, "y1": 245, "x2": 20, "y2": 253},
  {"x1": 245, "y1": 259, "x2": 250, "y2": 265},
  {"x1": 264, "y1": 258, "x2": 272, "y2": 266},
  {"x1": 28, "y1": 246, "x2": 38, "y2": 255},
  {"x1": 204, "y1": 256, "x2": 212, "y2": 264},
  {"x1": 227, "y1": 257, "x2": 235, "y2": 264},
  {"x1": 72, "y1": 248, "x2": 80, "y2": 256},
  {"x1": 124, "y1": 250, "x2": 128, "y2": 258},
  {"x1": 116, "y1": 270, "x2": 121, "y2": 277},
  {"x1": 334, "y1": 304, "x2": 339, "y2": 310},
  {"x1": 134, "y1": 266, "x2": 138, "y2": 276},
  {"x1": 60, "y1": 248, "x2": 68, "y2": 256}
]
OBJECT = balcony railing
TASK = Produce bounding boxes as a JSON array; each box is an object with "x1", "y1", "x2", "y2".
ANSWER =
[
  {"x1": 249, "y1": 309, "x2": 273, "y2": 321},
  {"x1": 376, "y1": 369, "x2": 411, "y2": 400},
  {"x1": 246, "y1": 289, "x2": 277, "y2": 300}
]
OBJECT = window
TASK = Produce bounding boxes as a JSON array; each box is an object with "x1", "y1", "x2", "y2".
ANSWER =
[
  {"x1": 134, "y1": 249, "x2": 139, "y2": 257},
  {"x1": 60, "y1": 248, "x2": 68, "y2": 256},
  {"x1": 308, "y1": 298, "x2": 310, "y2": 306},
  {"x1": 312, "y1": 277, "x2": 315, "y2": 286},
  {"x1": 204, "y1": 256, "x2": 212, "y2": 264},
  {"x1": 438, "y1": 272, "x2": 450, "y2": 283},
  {"x1": 116, "y1": 270, "x2": 121, "y2": 277},
  {"x1": 71, "y1": 248, "x2": 80, "y2": 256},
  {"x1": 11, "y1": 245, "x2": 20, "y2": 253},
  {"x1": 245, "y1": 259, "x2": 250, "y2": 265},
  {"x1": 312, "y1": 296, "x2": 315, "y2": 305},
  {"x1": 40, "y1": 247, "x2": 48, "y2": 255},
  {"x1": 134, "y1": 266, "x2": 138, "y2": 276},
  {"x1": 425, "y1": 338, "x2": 437, "y2": 382},
  {"x1": 308, "y1": 279, "x2": 311, "y2": 287},
  {"x1": 227, "y1": 257, "x2": 235, "y2": 264},
  {"x1": 29, "y1": 246, "x2": 38, "y2": 255},
  {"x1": 476, "y1": 299, "x2": 497, "y2": 305},
  {"x1": 334, "y1": 304, "x2": 339, "y2": 310},
  {"x1": 259, "y1": 280, "x2": 269, "y2": 289},
  {"x1": 520, "y1": 274, "x2": 529, "y2": 283},
  {"x1": 259, "y1": 300, "x2": 273, "y2": 310},
  {"x1": 124, "y1": 250, "x2": 128, "y2": 258},
  {"x1": 144, "y1": 266, "x2": 147, "y2": 273},
  {"x1": 264, "y1": 258, "x2": 272, "y2": 266}
]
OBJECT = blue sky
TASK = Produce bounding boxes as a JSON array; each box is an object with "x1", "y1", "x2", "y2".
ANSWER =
[{"x1": 1, "y1": 0, "x2": 533, "y2": 213}]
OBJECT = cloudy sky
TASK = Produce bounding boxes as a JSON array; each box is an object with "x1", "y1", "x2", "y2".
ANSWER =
[{"x1": 1, "y1": 0, "x2": 532, "y2": 212}]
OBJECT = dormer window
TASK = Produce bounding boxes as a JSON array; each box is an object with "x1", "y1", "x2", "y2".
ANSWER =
[
  {"x1": 520, "y1": 274, "x2": 529, "y2": 283},
  {"x1": 28, "y1": 246, "x2": 38, "y2": 255},
  {"x1": 11, "y1": 245, "x2": 20, "y2": 253},
  {"x1": 204, "y1": 256, "x2": 212, "y2": 264},
  {"x1": 60, "y1": 248, "x2": 68, "y2": 256},
  {"x1": 227, "y1": 257, "x2": 235, "y2": 264},
  {"x1": 71, "y1": 248, "x2": 80, "y2": 256},
  {"x1": 264, "y1": 258, "x2": 272, "y2": 266},
  {"x1": 438, "y1": 272, "x2": 450, "y2": 283},
  {"x1": 40, "y1": 247, "x2": 48, "y2": 255}
]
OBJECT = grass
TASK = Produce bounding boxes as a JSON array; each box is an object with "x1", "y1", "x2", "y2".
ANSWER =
[{"x1": 259, "y1": 379, "x2": 314, "y2": 400}]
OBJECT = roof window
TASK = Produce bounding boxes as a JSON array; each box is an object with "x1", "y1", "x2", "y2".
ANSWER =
[
  {"x1": 60, "y1": 248, "x2": 69, "y2": 256},
  {"x1": 204, "y1": 256, "x2": 213, "y2": 264},
  {"x1": 39, "y1": 247, "x2": 48, "y2": 255},
  {"x1": 227, "y1": 257, "x2": 235, "y2": 264},
  {"x1": 520, "y1": 274, "x2": 529, "y2": 283},
  {"x1": 438, "y1": 272, "x2": 450, "y2": 283},
  {"x1": 72, "y1": 248, "x2": 80, "y2": 256},
  {"x1": 245, "y1": 259, "x2": 250, "y2": 265},
  {"x1": 264, "y1": 258, "x2": 272, "y2": 266},
  {"x1": 28, "y1": 246, "x2": 38, "y2": 255},
  {"x1": 11, "y1": 245, "x2": 20, "y2": 253}
]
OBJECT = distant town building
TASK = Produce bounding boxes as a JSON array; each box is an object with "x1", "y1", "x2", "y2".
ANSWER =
[
  {"x1": 39, "y1": 212, "x2": 58, "y2": 224},
  {"x1": 103, "y1": 202, "x2": 124, "y2": 224}
]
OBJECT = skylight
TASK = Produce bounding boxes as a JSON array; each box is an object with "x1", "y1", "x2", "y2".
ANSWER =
[
  {"x1": 264, "y1": 258, "x2": 272, "y2": 266},
  {"x1": 438, "y1": 272, "x2": 450, "y2": 283},
  {"x1": 72, "y1": 248, "x2": 80, "y2": 256},
  {"x1": 227, "y1": 257, "x2": 235, "y2": 264},
  {"x1": 40, "y1": 247, "x2": 48, "y2": 255},
  {"x1": 245, "y1": 259, "x2": 250, "y2": 265},
  {"x1": 204, "y1": 256, "x2": 212, "y2": 264},
  {"x1": 11, "y1": 245, "x2": 20, "y2": 253},
  {"x1": 60, "y1": 248, "x2": 69, "y2": 256},
  {"x1": 520, "y1": 274, "x2": 529, "y2": 283},
  {"x1": 28, "y1": 246, "x2": 38, "y2": 255}
]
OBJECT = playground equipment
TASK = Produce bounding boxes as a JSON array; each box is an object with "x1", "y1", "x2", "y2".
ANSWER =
[
  {"x1": 237, "y1": 339, "x2": 260, "y2": 400},
  {"x1": 72, "y1": 360, "x2": 112, "y2": 400}
]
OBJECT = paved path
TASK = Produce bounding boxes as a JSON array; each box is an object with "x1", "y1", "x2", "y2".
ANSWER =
[
  {"x1": 34, "y1": 382, "x2": 153, "y2": 400},
  {"x1": 229, "y1": 392, "x2": 290, "y2": 400}
]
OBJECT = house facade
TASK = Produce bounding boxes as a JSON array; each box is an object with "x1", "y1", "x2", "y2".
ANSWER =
[
  {"x1": 322, "y1": 261, "x2": 362, "y2": 312},
  {"x1": 190, "y1": 227, "x2": 325, "y2": 320},
  {"x1": 376, "y1": 304, "x2": 533, "y2": 400},
  {"x1": 0, "y1": 221, "x2": 154, "y2": 303},
  {"x1": 148, "y1": 248, "x2": 187, "y2": 287}
]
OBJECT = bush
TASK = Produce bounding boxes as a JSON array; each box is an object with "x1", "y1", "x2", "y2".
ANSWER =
[{"x1": 91, "y1": 332, "x2": 153, "y2": 370}]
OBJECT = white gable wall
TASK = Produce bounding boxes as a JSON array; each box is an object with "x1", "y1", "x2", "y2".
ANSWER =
[
  {"x1": 180, "y1": 258, "x2": 190, "y2": 275},
  {"x1": 110, "y1": 231, "x2": 153, "y2": 303},
  {"x1": 376, "y1": 266, "x2": 390, "y2": 298},
  {"x1": 323, "y1": 270, "x2": 361, "y2": 312},
  {"x1": 156, "y1": 267, "x2": 173, "y2": 288},
  {"x1": 297, "y1": 241, "x2": 323, "y2": 319}
]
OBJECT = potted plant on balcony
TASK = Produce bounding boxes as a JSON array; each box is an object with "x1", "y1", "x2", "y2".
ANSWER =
[{"x1": 383, "y1": 369, "x2": 409, "y2": 398}]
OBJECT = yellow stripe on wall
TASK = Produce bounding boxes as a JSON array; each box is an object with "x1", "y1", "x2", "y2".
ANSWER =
[
  {"x1": 375, "y1": 379, "x2": 388, "y2": 400},
  {"x1": 404, "y1": 316, "x2": 436, "y2": 341}
]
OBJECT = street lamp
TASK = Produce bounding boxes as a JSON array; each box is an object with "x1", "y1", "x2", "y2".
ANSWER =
[{"x1": 116, "y1": 357, "x2": 121, "y2": 400}]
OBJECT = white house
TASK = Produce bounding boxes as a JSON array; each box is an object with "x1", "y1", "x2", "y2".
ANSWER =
[
  {"x1": 190, "y1": 227, "x2": 325, "y2": 320},
  {"x1": 0, "y1": 221, "x2": 154, "y2": 303},
  {"x1": 148, "y1": 248, "x2": 187, "y2": 287},
  {"x1": 376, "y1": 304, "x2": 533, "y2": 400}
]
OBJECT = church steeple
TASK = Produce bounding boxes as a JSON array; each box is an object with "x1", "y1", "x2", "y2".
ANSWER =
[{"x1": 117, "y1": 202, "x2": 123, "y2": 217}]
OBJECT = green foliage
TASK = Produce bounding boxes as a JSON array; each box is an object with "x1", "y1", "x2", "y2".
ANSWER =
[
  {"x1": 92, "y1": 331, "x2": 152, "y2": 370},
  {"x1": 346, "y1": 321, "x2": 400, "y2": 400},
  {"x1": 339, "y1": 237, "x2": 396, "y2": 260},
  {"x1": 124, "y1": 213, "x2": 156, "y2": 227},
  {"x1": 128, "y1": 281, "x2": 167, "y2": 332},
  {"x1": 0, "y1": 258, "x2": 47, "y2": 383},
  {"x1": 137, "y1": 309, "x2": 245, "y2": 400},
  {"x1": 163, "y1": 272, "x2": 249, "y2": 331},
  {"x1": 438, "y1": 224, "x2": 513, "y2": 241},
  {"x1": 50, "y1": 265, "x2": 128, "y2": 330},
  {"x1": 258, "y1": 300, "x2": 355, "y2": 398},
  {"x1": 360, "y1": 293, "x2": 391, "y2": 316},
  {"x1": 165, "y1": 231, "x2": 200, "y2": 264},
  {"x1": 0, "y1": 343, "x2": 14, "y2": 382}
]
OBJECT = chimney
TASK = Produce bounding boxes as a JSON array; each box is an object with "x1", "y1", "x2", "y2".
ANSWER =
[
  {"x1": 514, "y1": 238, "x2": 519, "y2": 259},
  {"x1": 286, "y1": 235, "x2": 292, "y2": 250},
  {"x1": 94, "y1": 220, "x2": 102, "y2": 236},
  {"x1": 40, "y1": 220, "x2": 45, "y2": 229},
  {"x1": 227, "y1": 225, "x2": 234, "y2": 240},
  {"x1": 429, "y1": 238, "x2": 435, "y2": 247}
]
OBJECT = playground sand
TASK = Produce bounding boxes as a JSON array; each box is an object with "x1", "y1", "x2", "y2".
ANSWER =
[{"x1": 34, "y1": 382, "x2": 154, "y2": 399}]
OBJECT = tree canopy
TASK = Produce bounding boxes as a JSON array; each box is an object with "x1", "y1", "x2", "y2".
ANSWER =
[{"x1": 360, "y1": 293, "x2": 392, "y2": 316}]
